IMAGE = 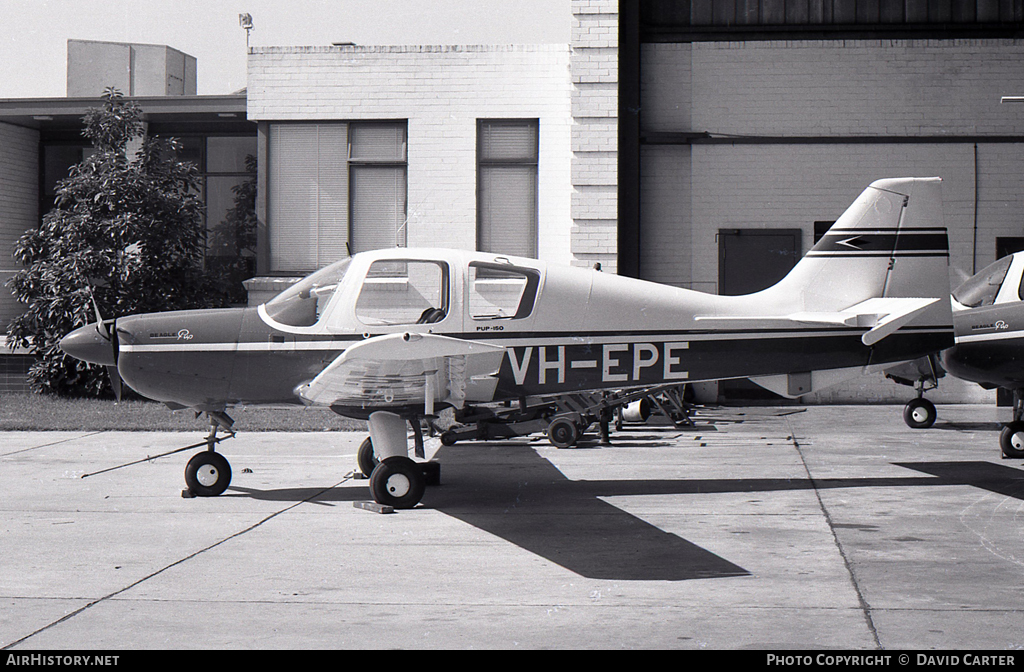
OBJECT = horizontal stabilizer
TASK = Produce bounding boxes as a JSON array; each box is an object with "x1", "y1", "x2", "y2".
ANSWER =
[
  {"x1": 694, "y1": 297, "x2": 938, "y2": 346},
  {"x1": 843, "y1": 297, "x2": 938, "y2": 346}
]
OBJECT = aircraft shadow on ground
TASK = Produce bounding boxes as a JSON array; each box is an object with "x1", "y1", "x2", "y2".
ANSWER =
[
  {"x1": 931, "y1": 420, "x2": 1002, "y2": 432},
  {"x1": 227, "y1": 446, "x2": 1024, "y2": 582}
]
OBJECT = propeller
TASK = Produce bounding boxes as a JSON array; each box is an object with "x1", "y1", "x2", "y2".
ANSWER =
[
  {"x1": 86, "y1": 287, "x2": 123, "y2": 402},
  {"x1": 106, "y1": 320, "x2": 122, "y2": 402}
]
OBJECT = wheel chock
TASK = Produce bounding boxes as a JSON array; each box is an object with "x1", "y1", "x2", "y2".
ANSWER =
[
  {"x1": 421, "y1": 461, "x2": 441, "y2": 486},
  {"x1": 354, "y1": 501, "x2": 395, "y2": 514},
  {"x1": 181, "y1": 489, "x2": 196, "y2": 499}
]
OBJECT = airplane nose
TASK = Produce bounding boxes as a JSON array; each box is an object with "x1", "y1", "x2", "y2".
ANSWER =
[{"x1": 60, "y1": 324, "x2": 117, "y2": 366}]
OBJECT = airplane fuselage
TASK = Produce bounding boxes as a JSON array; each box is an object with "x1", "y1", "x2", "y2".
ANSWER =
[
  {"x1": 108, "y1": 295, "x2": 951, "y2": 415},
  {"x1": 941, "y1": 301, "x2": 1024, "y2": 389}
]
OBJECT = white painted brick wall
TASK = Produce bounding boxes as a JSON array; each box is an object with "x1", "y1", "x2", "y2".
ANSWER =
[
  {"x1": 571, "y1": 0, "x2": 618, "y2": 272},
  {"x1": 640, "y1": 144, "x2": 691, "y2": 288},
  {"x1": 248, "y1": 45, "x2": 573, "y2": 265}
]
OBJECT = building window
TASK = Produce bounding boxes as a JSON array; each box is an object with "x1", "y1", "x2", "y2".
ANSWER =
[
  {"x1": 43, "y1": 134, "x2": 257, "y2": 304},
  {"x1": 41, "y1": 143, "x2": 93, "y2": 214},
  {"x1": 201, "y1": 136, "x2": 258, "y2": 303},
  {"x1": 268, "y1": 121, "x2": 407, "y2": 274},
  {"x1": 349, "y1": 123, "x2": 409, "y2": 255},
  {"x1": 477, "y1": 119, "x2": 539, "y2": 258}
]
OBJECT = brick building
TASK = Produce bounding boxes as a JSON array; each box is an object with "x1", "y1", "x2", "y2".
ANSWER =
[
  {"x1": 599, "y1": 0, "x2": 1024, "y2": 403},
  {"x1": 5, "y1": 3, "x2": 1024, "y2": 405},
  {"x1": 243, "y1": 44, "x2": 573, "y2": 302}
]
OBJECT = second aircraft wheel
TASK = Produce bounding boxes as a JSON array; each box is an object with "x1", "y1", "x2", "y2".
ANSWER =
[
  {"x1": 547, "y1": 417, "x2": 580, "y2": 449},
  {"x1": 903, "y1": 398, "x2": 937, "y2": 429},
  {"x1": 1000, "y1": 421, "x2": 1024, "y2": 459},
  {"x1": 357, "y1": 436, "x2": 379, "y2": 477},
  {"x1": 184, "y1": 451, "x2": 232, "y2": 497},
  {"x1": 369, "y1": 456, "x2": 426, "y2": 509}
]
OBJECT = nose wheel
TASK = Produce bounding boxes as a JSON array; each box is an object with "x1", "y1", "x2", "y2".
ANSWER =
[
  {"x1": 903, "y1": 397, "x2": 937, "y2": 429},
  {"x1": 183, "y1": 412, "x2": 234, "y2": 497},
  {"x1": 184, "y1": 451, "x2": 232, "y2": 497}
]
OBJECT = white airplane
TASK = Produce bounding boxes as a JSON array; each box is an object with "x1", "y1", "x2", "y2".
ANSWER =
[{"x1": 60, "y1": 177, "x2": 954, "y2": 509}]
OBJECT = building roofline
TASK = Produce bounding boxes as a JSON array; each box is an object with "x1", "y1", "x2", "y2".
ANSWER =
[
  {"x1": 249, "y1": 43, "x2": 569, "y2": 54},
  {"x1": 0, "y1": 94, "x2": 248, "y2": 130}
]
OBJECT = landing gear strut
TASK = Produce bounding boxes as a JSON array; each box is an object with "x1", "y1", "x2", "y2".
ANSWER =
[
  {"x1": 1000, "y1": 389, "x2": 1024, "y2": 459},
  {"x1": 359, "y1": 411, "x2": 439, "y2": 509},
  {"x1": 902, "y1": 370, "x2": 938, "y2": 430},
  {"x1": 183, "y1": 412, "x2": 235, "y2": 497}
]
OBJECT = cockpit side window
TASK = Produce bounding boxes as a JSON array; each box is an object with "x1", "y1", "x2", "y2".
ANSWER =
[
  {"x1": 355, "y1": 260, "x2": 449, "y2": 326},
  {"x1": 953, "y1": 256, "x2": 1012, "y2": 308},
  {"x1": 263, "y1": 258, "x2": 352, "y2": 327},
  {"x1": 469, "y1": 262, "x2": 540, "y2": 320}
]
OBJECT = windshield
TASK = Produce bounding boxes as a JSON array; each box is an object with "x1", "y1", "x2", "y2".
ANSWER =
[
  {"x1": 263, "y1": 258, "x2": 353, "y2": 327},
  {"x1": 952, "y1": 256, "x2": 1012, "y2": 308}
]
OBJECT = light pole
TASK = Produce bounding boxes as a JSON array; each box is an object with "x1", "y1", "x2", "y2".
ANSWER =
[{"x1": 239, "y1": 13, "x2": 254, "y2": 49}]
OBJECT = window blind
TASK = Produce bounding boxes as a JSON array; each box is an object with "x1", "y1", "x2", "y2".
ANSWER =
[
  {"x1": 350, "y1": 165, "x2": 408, "y2": 253},
  {"x1": 477, "y1": 119, "x2": 539, "y2": 258},
  {"x1": 268, "y1": 123, "x2": 349, "y2": 273}
]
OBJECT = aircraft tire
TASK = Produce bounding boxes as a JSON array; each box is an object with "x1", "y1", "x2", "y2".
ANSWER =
[
  {"x1": 369, "y1": 456, "x2": 425, "y2": 509},
  {"x1": 547, "y1": 417, "x2": 579, "y2": 449},
  {"x1": 903, "y1": 398, "x2": 937, "y2": 429},
  {"x1": 357, "y1": 436, "x2": 379, "y2": 477},
  {"x1": 184, "y1": 451, "x2": 232, "y2": 497},
  {"x1": 1000, "y1": 422, "x2": 1024, "y2": 459}
]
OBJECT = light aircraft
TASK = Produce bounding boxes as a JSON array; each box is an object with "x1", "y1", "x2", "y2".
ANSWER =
[
  {"x1": 886, "y1": 250, "x2": 1024, "y2": 458},
  {"x1": 59, "y1": 177, "x2": 954, "y2": 509}
]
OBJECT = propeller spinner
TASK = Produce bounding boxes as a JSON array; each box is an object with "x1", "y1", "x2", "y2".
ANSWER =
[{"x1": 58, "y1": 295, "x2": 123, "y2": 400}]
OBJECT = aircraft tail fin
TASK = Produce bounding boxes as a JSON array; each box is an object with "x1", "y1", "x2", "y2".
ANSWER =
[
  {"x1": 696, "y1": 178, "x2": 953, "y2": 397},
  {"x1": 777, "y1": 177, "x2": 949, "y2": 308},
  {"x1": 769, "y1": 176, "x2": 953, "y2": 373}
]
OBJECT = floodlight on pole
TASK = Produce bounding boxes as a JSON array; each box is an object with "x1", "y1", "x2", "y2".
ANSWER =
[{"x1": 239, "y1": 13, "x2": 254, "y2": 48}]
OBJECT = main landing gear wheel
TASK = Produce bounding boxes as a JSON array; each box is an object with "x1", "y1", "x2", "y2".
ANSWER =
[
  {"x1": 184, "y1": 451, "x2": 232, "y2": 497},
  {"x1": 903, "y1": 398, "x2": 937, "y2": 429},
  {"x1": 357, "y1": 436, "x2": 379, "y2": 478},
  {"x1": 547, "y1": 417, "x2": 580, "y2": 449},
  {"x1": 369, "y1": 456, "x2": 426, "y2": 509},
  {"x1": 1000, "y1": 421, "x2": 1024, "y2": 459}
]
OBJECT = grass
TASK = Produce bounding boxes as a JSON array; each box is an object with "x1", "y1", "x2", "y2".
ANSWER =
[{"x1": 0, "y1": 393, "x2": 368, "y2": 433}]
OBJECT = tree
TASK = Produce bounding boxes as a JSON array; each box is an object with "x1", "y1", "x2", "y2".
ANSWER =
[{"x1": 6, "y1": 88, "x2": 225, "y2": 397}]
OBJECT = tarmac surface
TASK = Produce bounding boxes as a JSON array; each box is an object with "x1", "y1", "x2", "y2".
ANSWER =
[{"x1": 2, "y1": 403, "x2": 1024, "y2": 650}]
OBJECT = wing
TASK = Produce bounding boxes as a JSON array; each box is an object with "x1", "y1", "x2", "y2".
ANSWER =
[
  {"x1": 694, "y1": 297, "x2": 939, "y2": 346},
  {"x1": 297, "y1": 332, "x2": 506, "y2": 413}
]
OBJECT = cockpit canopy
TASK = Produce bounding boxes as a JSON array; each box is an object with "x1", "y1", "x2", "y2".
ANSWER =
[
  {"x1": 263, "y1": 257, "x2": 352, "y2": 327},
  {"x1": 260, "y1": 249, "x2": 544, "y2": 333},
  {"x1": 953, "y1": 255, "x2": 1012, "y2": 308}
]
